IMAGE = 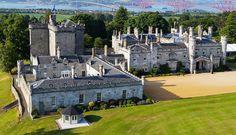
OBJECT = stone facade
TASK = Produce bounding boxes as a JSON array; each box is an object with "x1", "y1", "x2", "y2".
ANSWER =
[{"x1": 112, "y1": 25, "x2": 227, "y2": 73}]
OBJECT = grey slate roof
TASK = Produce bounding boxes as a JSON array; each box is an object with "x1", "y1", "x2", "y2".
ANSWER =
[
  {"x1": 158, "y1": 43, "x2": 187, "y2": 49},
  {"x1": 62, "y1": 106, "x2": 83, "y2": 115},
  {"x1": 30, "y1": 75, "x2": 139, "y2": 90}
]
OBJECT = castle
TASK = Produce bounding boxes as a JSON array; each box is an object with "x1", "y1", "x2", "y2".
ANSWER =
[
  {"x1": 16, "y1": 11, "x2": 143, "y2": 115},
  {"x1": 112, "y1": 25, "x2": 227, "y2": 74}
]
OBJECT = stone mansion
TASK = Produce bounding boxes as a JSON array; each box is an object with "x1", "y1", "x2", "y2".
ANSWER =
[
  {"x1": 112, "y1": 25, "x2": 227, "y2": 74},
  {"x1": 16, "y1": 12, "x2": 143, "y2": 114}
]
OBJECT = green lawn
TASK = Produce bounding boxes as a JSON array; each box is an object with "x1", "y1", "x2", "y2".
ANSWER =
[
  {"x1": 3, "y1": 93, "x2": 236, "y2": 135},
  {"x1": 19, "y1": 13, "x2": 74, "y2": 22},
  {"x1": 1, "y1": 71, "x2": 236, "y2": 135}
]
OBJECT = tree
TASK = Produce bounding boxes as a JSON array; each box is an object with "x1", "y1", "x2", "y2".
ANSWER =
[
  {"x1": 159, "y1": 64, "x2": 171, "y2": 74},
  {"x1": 220, "y1": 12, "x2": 236, "y2": 43},
  {"x1": 113, "y1": 6, "x2": 128, "y2": 32},
  {"x1": 84, "y1": 34, "x2": 93, "y2": 48},
  {"x1": 149, "y1": 67, "x2": 159, "y2": 76},
  {"x1": 94, "y1": 37, "x2": 103, "y2": 48},
  {"x1": 176, "y1": 61, "x2": 185, "y2": 74}
]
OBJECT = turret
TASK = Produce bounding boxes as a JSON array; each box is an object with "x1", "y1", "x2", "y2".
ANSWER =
[
  {"x1": 189, "y1": 27, "x2": 194, "y2": 37},
  {"x1": 49, "y1": 5, "x2": 57, "y2": 25},
  {"x1": 179, "y1": 25, "x2": 183, "y2": 37},
  {"x1": 155, "y1": 28, "x2": 159, "y2": 37},
  {"x1": 148, "y1": 26, "x2": 153, "y2": 34},
  {"x1": 208, "y1": 26, "x2": 213, "y2": 39},
  {"x1": 221, "y1": 36, "x2": 227, "y2": 65},
  {"x1": 198, "y1": 25, "x2": 203, "y2": 40},
  {"x1": 189, "y1": 36, "x2": 196, "y2": 74},
  {"x1": 134, "y1": 27, "x2": 139, "y2": 39},
  {"x1": 127, "y1": 26, "x2": 131, "y2": 35}
]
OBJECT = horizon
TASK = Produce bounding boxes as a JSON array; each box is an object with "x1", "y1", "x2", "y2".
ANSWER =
[{"x1": 0, "y1": 0, "x2": 235, "y2": 13}]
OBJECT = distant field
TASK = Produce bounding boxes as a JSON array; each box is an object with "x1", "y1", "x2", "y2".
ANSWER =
[
  {"x1": 145, "y1": 71, "x2": 236, "y2": 101},
  {"x1": 2, "y1": 71, "x2": 236, "y2": 134}
]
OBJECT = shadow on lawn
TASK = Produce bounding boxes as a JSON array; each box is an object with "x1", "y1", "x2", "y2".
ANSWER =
[
  {"x1": 24, "y1": 128, "x2": 80, "y2": 135},
  {"x1": 85, "y1": 115, "x2": 102, "y2": 123}
]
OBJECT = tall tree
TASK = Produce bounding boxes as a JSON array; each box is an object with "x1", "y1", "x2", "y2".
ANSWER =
[
  {"x1": 113, "y1": 6, "x2": 128, "y2": 32},
  {"x1": 220, "y1": 12, "x2": 236, "y2": 43}
]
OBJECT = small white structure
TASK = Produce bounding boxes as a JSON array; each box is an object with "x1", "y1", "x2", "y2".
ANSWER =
[{"x1": 56, "y1": 106, "x2": 89, "y2": 130}]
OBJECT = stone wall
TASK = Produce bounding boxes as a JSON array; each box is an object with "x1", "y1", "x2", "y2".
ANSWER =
[
  {"x1": 18, "y1": 75, "x2": 32, "y2": 113},
  {"x1": 11, "y1": 80, "x2": 23, "y2": 116},
  {"x1": 32, "y1": 85, "x2": 143, "y2": 112}
]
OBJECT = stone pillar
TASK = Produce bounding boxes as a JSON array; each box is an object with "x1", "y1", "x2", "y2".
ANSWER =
[
  {"x1": 221, "y1": 36, "x2": 227, "y2": 65},
  {"x1": 179, "y1": 25, "x2": 183, "y2": 37},
  {"x1": 104, "y1": 45, "x2": 108, "y2": 56},
  {"x1": 118, "y1": 31, "x2": 121, "y2": 40},
  {"x1": 99, "y1": 65, "x2": 104, "y2": 77},
  {"x1": 92, "y1": 48, "x2": 95, "y2": 58},
  {"x1": 123, "y1": 39, "x2": 127, "y2": 48}
]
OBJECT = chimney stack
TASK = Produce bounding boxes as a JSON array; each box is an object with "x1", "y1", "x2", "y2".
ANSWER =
[
  {"x1": 134, "y1": 27, "x2": 139, "y2": 39},
  {"x1": 145, "y1": 35, "x2": 149, "y2": 45},
  {"x1": 208, "y1": 26, "x2": 213, "y2": 39},
  {"x1": 71, "y1": 66, "x2": 75, "y2": 79},
  {"x1": 198, "y1": 25, "x2": 203, "y2": 40},
  {"x1": 160, "y1": 29, "x2": 163, "y2": 38},
  {"x1": 155, "y1": 28, "x2": 159, "y2": 36},
  {"x1": 148, "y1": 26, "x2": 153, "y2": 34},
  {"x1": 99, "y1": 65, "x2": 104, "y2": 77},
  {"x1": 104, "y1": 45, "x2": 108, "y2": 56},
  {"x1": 92, "y1": 48, "x2": 95, "y2": 58},
  {"x1": 179, "y1": 25, "x2": 183, "y2": 37},
  {"x1": 57, "y1": 46, "x2": 61, "y2": 59},
  {"x1": 127, "y1": 26, "x2": 131, "y2": 35}
]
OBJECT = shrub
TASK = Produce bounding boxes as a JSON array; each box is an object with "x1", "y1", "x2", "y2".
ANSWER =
[
  {"x1": 57, "y1": 107, "x2": 65, "y2": 114},
  {"x1": 108, "y1": 99, "x2": 117, "y2": 106},
  {"x1": 130, "y1": 97, "x2": 141, "y2": 104},
  {"x1": 146, "y1": 98, "x2": 154, "y2": 104},
  {"x1": 118, "y1": 99, "x2": 123, "y2": 107},
  {"x1": 11, "y1": 67, "x2": 17, "y2": 74},
  {"x1": 100, "y1": 102, "x2": 108, "y2": 110},
  {"x1": 88, "y1": 101, "x2": 95, "y2": 111},
  {"x1": 31, "y1": 108, "x2": 39, "y2": 119}
]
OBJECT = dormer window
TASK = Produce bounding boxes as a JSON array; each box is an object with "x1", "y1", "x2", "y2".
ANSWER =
[{"x1": 61, "y1": 70, "x2": 71, "y2": 78}]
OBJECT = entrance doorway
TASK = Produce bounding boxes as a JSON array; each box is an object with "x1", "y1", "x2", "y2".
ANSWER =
[{"x1": 196, "y1": 61, "x2": 207, "y2": 71}]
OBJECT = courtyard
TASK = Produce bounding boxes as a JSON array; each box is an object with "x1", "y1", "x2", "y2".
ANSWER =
[{"x1": 144, "y1": 71, "x2": 236, "y2": 101}]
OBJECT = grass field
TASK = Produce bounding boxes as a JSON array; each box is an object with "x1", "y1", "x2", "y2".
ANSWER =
[
  {"x1": 2, "y1": 71, "x2": 236, "y2": 135},
  {"x1": 19, "y1": 13, "x2": 73, "y2": 22},
  {"x1": 145, "y1": 71, "x2": 236, "y2": 101}
]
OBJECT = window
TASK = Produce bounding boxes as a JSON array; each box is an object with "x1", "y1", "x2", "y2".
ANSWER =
[
  {"x1": 51, "y1": 96, "x2": 56, "y2": 105},
  {"x1": 44, "y1": 73, "x2": 47, "y2": 78},
  {"x1": 82, "y1": 71, "x2": 86, "y2": 77},
  {"x1": 65, "y1": 115, "x2": 69, "y2": 121},
  {"x1": 122, "y1": 90, "x2": 127, "y2": 99},
  {"x1": 184, "y1": 55, "x2": 186, "y2": 58},
  {"x1": 72, "y1": 116, "x2": 77, "y2": 120},
  {"x1": 97, "y1": 93, "x2": 102, "y2": 101},
  {"x1": 61, "y1": 70, "x2": 71, "y2": 78},
  {"x1": 157, "y1": 57, "x2": 160, "y2": 59},
  {"x1": 79, "y1": 94, "x2": 84, "y2": 104},
  {"x1": 144, "y1": 58, "x2": 146, "y2": 60}
]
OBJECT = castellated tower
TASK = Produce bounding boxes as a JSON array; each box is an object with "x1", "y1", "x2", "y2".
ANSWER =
[
  {"x1": 189, "y1": 36, "x2": 196, "y2": 74},
  {"x1": 29, "y1": 23, "x2": 49, "y2": 56},
  {"x1": 29, "y1": 7, "x2": 85, "y2": 57},
  {"x1": 221, "y1": 36, "x2": 227, "y2": 65}
]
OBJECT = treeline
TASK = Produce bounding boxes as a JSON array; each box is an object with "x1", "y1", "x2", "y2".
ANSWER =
[{"x1": 0, "y1": 7, "x2": 236, "y2": 72}]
